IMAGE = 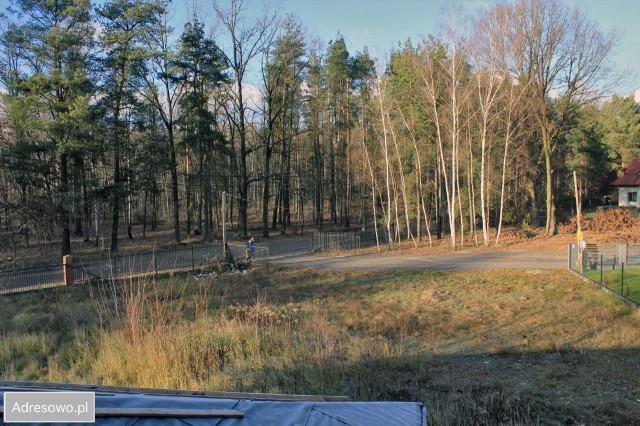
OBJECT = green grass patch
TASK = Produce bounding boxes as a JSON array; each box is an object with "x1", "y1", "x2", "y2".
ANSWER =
[
  {"x1": 583, "y1": 267, "x2": 640, "y2": 303},
  {"x1": 582, "y1": 209, "x2": 598, "y2": 220},
  {"x1": 1, "y1": 267, "x2": 639, "y2": 425}
]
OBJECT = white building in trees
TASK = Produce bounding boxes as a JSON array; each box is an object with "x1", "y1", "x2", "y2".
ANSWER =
[{"x1": 612, "y1": 159, "x2": 640, "y2": 208}]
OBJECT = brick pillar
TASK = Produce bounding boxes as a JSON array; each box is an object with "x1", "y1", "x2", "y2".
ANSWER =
[{"x1": 63, "y1": 255, "x2": 74, "y2": 286}]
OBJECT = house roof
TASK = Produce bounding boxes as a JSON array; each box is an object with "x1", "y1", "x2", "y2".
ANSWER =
[{"x1": 612, "y1": 159, "x2": 640, "y2": 186}]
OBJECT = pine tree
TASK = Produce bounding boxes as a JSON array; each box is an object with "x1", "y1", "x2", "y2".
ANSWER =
[
  {"x1": 175, "y1": 19, "x2": 228, "y2": 243},
  {"x1": 599, "y1": 95, "x2": 640, "y2": 174},
  {"x1": 97, "y1": 0, "x2": 165, "y2": 253},
  {"x1": 2, "y1": 0, "x2": 93, "y2": 256},
  {"x1": 326, "y1": 36, "x2": 350, "y2": 227}
]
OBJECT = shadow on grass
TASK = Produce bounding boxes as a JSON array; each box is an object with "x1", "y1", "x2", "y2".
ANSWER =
[{"x1": 241, "y1": 347, "x2": 639, "y2": 426}]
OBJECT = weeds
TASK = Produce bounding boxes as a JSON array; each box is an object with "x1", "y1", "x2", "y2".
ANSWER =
[{"x1": 1, "y1": 267, "x2": 639, "y2": 424}]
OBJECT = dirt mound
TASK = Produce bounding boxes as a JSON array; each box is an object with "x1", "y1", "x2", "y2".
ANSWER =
[
  {"x1": 500, "y1": 230, "x2": 534, "y2": 240},
  {"x1": 559, "y1": 208, "x2": 640, "y2": 241}
]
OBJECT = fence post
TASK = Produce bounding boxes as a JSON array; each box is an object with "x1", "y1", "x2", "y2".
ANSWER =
[
  {"x1": 568, "y1": 244, "x2": 571, "y2": 269},
  {"x1": 600, "y1": 254, "x2": 603, "y2": 285},
  {"x1": 621, "y1": 262, "x2": 624, "y2": 296},
  {"x1": 191, "y1": 244, "x2": 195, "y2": 272},
  {"x1": 222, "y1": 191, "x2": 227, "y2": 259},
  {"x1": 63, "y1": 255, "x2": 74, "y2": 286}
]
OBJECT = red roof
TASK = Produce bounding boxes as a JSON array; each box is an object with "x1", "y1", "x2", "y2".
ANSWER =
[{"x1": 612, "y1": 159, "x2": 640, "y2": 186}]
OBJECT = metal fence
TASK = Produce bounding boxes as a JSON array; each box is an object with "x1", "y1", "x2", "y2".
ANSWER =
[
  {"x1": 569, "y1": 243, "x2": 640, "y2": 306},
  {"x1": 311, "y1": 224, "x2": 426, "y2": 252},
  {"x1": 0, "y1": 264, "x2": 64, "y2": 294},
  {"x1": 227, "y1": 244, "x2": 269, "y2": 261},
  {"x1": 311, "y1": 232, "x2": 361, "y2": 252},
  {"x1": 358, "y1": 229, "x2": 388, "y2": 246},
  {"x1": 0, "y1": 242, "x2": 269, "y2": 295}
]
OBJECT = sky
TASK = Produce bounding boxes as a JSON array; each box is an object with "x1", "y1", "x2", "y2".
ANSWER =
[
  {"x1": 178, "y1": 0, "x2": 640, "y2": 94},
  {"x1": 1, "y1": 0, "x2": 639, "y2": 94},
  {"x1": 275, "y1": 0, "x2": 639, "y2": 94}
]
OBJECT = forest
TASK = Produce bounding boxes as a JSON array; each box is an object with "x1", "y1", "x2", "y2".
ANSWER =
[{"x1": 0, "y1": 0, "x2": 638, "y2": 257}]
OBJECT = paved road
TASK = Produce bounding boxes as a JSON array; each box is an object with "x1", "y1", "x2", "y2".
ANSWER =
[
  {"x1": 268, "y1": 239, "x2": 567, "y2": 271},
  {"x1": 1, "y1": 242, "x2": 266, "y2": 294},
  {"x1": 263, "y1": 237, "x2": 311, "y2": 256},
  {"x1": 0, "y1": 236, "x2": 566, "y2": 294}
]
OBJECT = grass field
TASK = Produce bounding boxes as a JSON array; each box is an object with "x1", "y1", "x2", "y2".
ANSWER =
[
  {"x1": 583, "y1": 267, "x2": 640, "y2": 303},
  {"x1": 1, "y1": 267, "x2": 639, "y2": 425}
]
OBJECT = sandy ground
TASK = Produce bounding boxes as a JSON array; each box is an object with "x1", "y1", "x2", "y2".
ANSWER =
[{"x1": 271, "y1": 250, "x2": 567, "y2": 271}]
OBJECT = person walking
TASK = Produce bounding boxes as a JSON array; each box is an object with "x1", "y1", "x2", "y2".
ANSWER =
[{"x1": 247, "y1": 236, "x2": 255, "y2": 260}]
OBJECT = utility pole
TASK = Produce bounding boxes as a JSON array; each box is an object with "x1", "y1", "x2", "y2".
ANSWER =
[
  {"x1": 573, "y1": 171, "x2": 582, "y2": 232},
  {"x1": 573, "y1": 171, "x2": 584, "y2": 273},
  {"x1": 222, "y1": 191, "x2": 227, "y2": 259},
  {"x1": 437, "y1": 160, "x2": 442, "y2": 240}
]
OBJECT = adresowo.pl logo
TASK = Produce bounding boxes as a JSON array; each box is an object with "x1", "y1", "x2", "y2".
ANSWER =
[{"x1": 3, "y1": 391, "x2": 95, "y2": 423}]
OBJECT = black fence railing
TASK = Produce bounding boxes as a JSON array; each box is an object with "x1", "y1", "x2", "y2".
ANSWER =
[
  {"x1": 0, "y1": 264, "x2": 64, "y2": 294},
  {"x1": 311, "y1": 232, "x2": 361, "y2": 252},
  {"x1": 0, "y1": 242, "x2": 268, "y2": 295},
  {"x1": 311, "y1": 223, "x2": 429, "y2": 253},
  {"x1": 569, "y1": 243, "x2": 640, "y2": 307},
  {"x1": 358, "y1": 229, "x2": 387, "y2": 246}
]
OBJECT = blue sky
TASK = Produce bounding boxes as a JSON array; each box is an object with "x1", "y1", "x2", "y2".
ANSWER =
[
  {"x1": 179, "y1": 0, "x2": 639, "y2": 92},
  {"x1": 2, "y1": 0, "x2": 638, "y2": 92},
  {"x1": 277, "y1": 0, "x2": 639, "y2": 91}
]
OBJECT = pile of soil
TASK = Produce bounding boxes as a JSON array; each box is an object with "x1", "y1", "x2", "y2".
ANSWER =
[
  {"x1": 559, "y1": 207, "x2": 640, "y2": 242},
  {"x1": 500, "y1": 230, "x2": 535, "y2": 240}
]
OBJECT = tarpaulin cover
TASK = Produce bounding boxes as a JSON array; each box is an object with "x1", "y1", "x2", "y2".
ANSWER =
[{"x1": 0, "y1": 385, "x2": 427, "y2": 426}]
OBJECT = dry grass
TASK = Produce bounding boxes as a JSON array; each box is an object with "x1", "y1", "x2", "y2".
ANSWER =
[{"x1": 1, "y1": 267, "x2": 639, "y2": 425}]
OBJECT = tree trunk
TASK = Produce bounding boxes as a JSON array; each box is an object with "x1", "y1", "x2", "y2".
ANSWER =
[
  {"x1": 543, "y1": 129, "x2": 557, "y2": 235},
  {"x1": 91, "y1": 162, "x2": 99, "y2": 247},
  {"x1": 186, "y1": 155, "x2": 191, "y2": 236},
  {"x1": 203, "y1": 176, "x2": 211, "y2": 243},
  {"x1": 81, "y1": 159, "x2": 90, "y2": 243},
  {"x1": 142, "y1": 189, "x2": 147, "y2": 238},
  {"x1": 60, "y1": 153, "x2": 71, "y2": 256},
  {"x1": 236, "y1": 73, "x2": 249, "y2": 238},
  {"x1": 110, "y1": 65, "x2": 127, "y2": 255},
  {"x1": 168, "y1": 127, "x2": 181, "y2": 243},
  {"x1": 262, "y1": 143, "x2": 272, "y2": 237}
]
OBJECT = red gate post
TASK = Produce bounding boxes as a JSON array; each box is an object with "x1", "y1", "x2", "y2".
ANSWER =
[{"x1": 63, "y1": 255, "x2": 74, "y2": 286}]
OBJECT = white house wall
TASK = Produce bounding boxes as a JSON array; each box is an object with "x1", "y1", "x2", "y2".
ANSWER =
[{"x1": 618, "y1": 186, "x2": 640, "y2": 207}]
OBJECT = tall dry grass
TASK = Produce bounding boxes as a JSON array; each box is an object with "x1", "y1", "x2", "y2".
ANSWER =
[{"x1": 2, "y1": 267, "x2": 640, "y2": 424}]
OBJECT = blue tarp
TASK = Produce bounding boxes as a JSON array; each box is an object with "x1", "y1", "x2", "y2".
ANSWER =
[{"x1": 0, "y1": 383, "x2": 427, "y2": 425}]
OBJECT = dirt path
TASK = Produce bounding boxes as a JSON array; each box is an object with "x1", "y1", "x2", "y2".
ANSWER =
[{"x1": 270, "y1": 243, "x2": 567, "y2": 271}]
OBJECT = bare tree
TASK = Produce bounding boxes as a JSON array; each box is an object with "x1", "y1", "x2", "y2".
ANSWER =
[
  {"x1": 395, "y1": 102, "x2": 432, "y2": 246},
  {"x1": 482, "y1": 0, "x2": 622, "y2": 235},
  {"x1": 495, "y1": 79, "x2": 530, "y2": 245},
  {"x1": 387, "y1": 112, "x2": 416, "y2": 246},
  {"x1": 414, "y1": 40, "x2": 456, "y2": 248},
  {"x1": 362, "y1": 134, "x2": 381, "y2": 252},
  {"x1": 373, "y1": 57, "x2": 393, "y2": 250},
  {"x1": 212, "y1": 0, "x2": 278, "y2": 238},
  {"x1": 469, "y1": 21, "x2": 502, "y2": 246}
]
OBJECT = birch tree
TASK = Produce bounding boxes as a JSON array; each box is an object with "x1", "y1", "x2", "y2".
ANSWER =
[{"x1": 484, "y1": 0, "x2": 622, "y2": 235}]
